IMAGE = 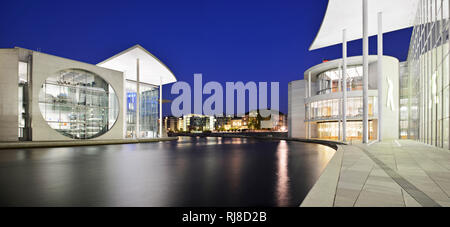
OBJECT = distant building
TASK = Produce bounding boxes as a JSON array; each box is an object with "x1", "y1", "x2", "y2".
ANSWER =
[
  {"x1": 180, "y1": 114, "x2": 215, "y2": 132},
  {"x1": 172, "y1": 111, "x2": 286, "y2": 133},
  {"x1": 246, "y1": 109, "x2": 287, "y2": 132},
  {"x1": 231, "y1": 118, "x2": 244, "y2": 130},
  {"x1": 176, "y1": 117, "x2": 184, "y2": 132},
  {"x1": 164, "y1": 116, "x2": 178, "y2": 132},
  {"x1": 214, "y1": 115, "x2": 235, "y2": 131}
]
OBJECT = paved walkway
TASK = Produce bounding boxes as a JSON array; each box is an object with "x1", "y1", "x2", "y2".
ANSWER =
[{"x1": 301, "y1": 140, "x2": 450, "y2": 207}]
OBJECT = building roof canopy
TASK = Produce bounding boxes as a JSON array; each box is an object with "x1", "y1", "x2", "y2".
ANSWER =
[
  {"x1": 310, "y1": 0, "x2": 421, "y2": 50},
  {"x1": 97, "y1": 44, "x2": 177, "y2": 85}
]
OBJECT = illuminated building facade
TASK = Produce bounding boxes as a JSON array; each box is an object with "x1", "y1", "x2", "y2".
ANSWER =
[
  {"x1": 288, "y1": 0, "x2": 438, "y2": 144},
  {"x1": 403, "y1": 0, "x2": 450, "y2": 149},
  {"x1": 164, "y1": 116, "x2": 179, "y2": 132},
  {"x1": 289, "y1": 56, "x2": 399, "y2": 140},
  {"x1": 179, "y1": 114, "x2": 215, "y2": 132},
  {"x1": 302, "y1": 0, "x2": 450, "y2": 149},
  {"x1": 0, "y1": 45, "x2": 176, "y2": 141}
]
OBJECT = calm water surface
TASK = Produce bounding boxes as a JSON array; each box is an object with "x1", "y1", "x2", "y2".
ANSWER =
[{"x1": 0, "y1": 137, "x2": 335, "y2": 207}]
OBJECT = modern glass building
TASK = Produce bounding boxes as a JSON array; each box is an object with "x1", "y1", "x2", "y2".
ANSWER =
[
  {"x1": 0, "y1": 45, "x2": 176, "y2": 142},
  {"x1": 288, "y1": 0, "x2": 450, "y2": 147},
  {"x1": 97, "y1": 45, "x2": 177, "y2": 140},
  {"x1": 403, "y1": 0, "x2": 450, "y2": 148},
  {"x1": 289, "y1": 55, "x2": 399, "y2": 141}
]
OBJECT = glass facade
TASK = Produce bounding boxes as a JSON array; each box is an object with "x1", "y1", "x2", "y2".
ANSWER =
[
  {"x1": 139, "y1": 84, "x2": 159, "y2": 138},
  {"x1": 399, "y1": 62, "x2": 412, "y2": 139},
  {"x1": 125, "y1": 81, "x2": 137, "y2": 138},
  {"x1": 306, "y1": 96, "x2": 377, "y2": 140},
  {"x1": 18, "y1": 62, "x2": 28, "y2": 140},
  {"x1": 308, "y1": 97, "x2": 377, "y2": 120},
  {"x1": 38, "y1": 69, "x2": 119, "y2": 139},
  {"x1": 406, "y1": 0, "x2": 449, "y2": 148},
  {"x1": 125, "y1": 80, "x2": 159, "y2": 139},
  {"x1": 316, "y1": 65, "x2": 364, "y2": 95},
  {"x1": 317, "y1": 121, "x2": 374, "y2": 140}
]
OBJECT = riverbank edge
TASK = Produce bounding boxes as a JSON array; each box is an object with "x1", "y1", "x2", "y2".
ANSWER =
[
  {"x1": 300, "y1": 145, "x2": 344, "y2": 207},
  {"x1": 174, "y1": 133, "x2": 344, "y2": 150},
  {"x1": 0, "y1": 137, "x2": 178, "y2": 149}
]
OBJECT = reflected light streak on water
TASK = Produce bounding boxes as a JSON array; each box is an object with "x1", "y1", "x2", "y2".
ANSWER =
[{"x1": 276, "y1": 140, "x2": 290, "y2": 207}]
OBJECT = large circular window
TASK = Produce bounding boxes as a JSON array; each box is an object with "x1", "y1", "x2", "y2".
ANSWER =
[{"x1": 39, "y1": 69, "x2": 119, "y2": 139}]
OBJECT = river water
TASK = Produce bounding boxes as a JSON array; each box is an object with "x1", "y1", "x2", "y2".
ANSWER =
[{"x1": 0, "y1": 137, "x2": 335, "y2": 207}]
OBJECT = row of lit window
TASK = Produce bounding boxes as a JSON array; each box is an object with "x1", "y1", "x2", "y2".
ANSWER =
[{"x1": 307, "y1": 97, "x2": 377, "y2": 120}]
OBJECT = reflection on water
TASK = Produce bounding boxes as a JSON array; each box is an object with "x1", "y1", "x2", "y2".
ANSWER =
[
  {"x1": 0, "y1": 137, "x2": 335, "y2": 207},
  {"x1": 276, "y1": 140, "x2": 290, "y2": 206}
]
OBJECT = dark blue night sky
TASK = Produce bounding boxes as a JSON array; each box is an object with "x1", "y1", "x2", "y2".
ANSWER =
[{"x1": 0, "y1": 0, "x2": 412, "y2": 116}]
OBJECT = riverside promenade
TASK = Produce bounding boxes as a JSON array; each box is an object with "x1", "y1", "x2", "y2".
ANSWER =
[{"x1": 301, "y1": 140, "x2": 450, "y2": 207}]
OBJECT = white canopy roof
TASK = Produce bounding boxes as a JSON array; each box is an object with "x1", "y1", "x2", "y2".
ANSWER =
[
  {"x1": 97, "y1": 44, "x2": 177, "y2": 85},
  {"x1": 310, "y1": 0, "x2": 421, "y2": 50}
]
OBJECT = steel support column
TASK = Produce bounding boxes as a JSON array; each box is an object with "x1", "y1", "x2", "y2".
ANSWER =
[
  {"x1": 362, "y1": 0, "x2": 369, "y2": 143},
  {"x1": 377, "y1": 12, "x2": 383, "y2": 142},
  {"x1": 136, "y1": 58, "x2": 140, "y2": 139},
  {"x1": 342, "y1": 29, "x2": 348, "y2": 142},
  {"x1": 160, "y1": 78, "x2": 163, "y2": 138}
]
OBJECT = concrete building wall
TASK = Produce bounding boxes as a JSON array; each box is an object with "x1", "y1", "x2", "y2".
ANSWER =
[
  {"x1": 368, "y1": 56, "x2": 400, "y2": 139},
  {"x1": 379, "y1": 57, "x2": 400, "y2": 140},
  {"x1": 288, "y1": 80, "x2": 306, "y2": 138},
  {"x1": 368, "y1": 62, "x2": 378, "y2": 89},
  {"x1": 30, "y1": 50, "x2": 125, "y2": 141},
  {"x1": 0, "y1": 49, "x2": 19, "y2": 141}
]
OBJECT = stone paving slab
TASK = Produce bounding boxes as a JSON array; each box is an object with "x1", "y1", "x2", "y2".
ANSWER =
[
  {"x1": 300, "y1": 146, "x2": 343, "y2": 207},
  {"x1": 302, "y1": 139, "x2": 450, "y2": 207},
  {"x1": 334, "y1": 146, "x2": 374, "y2": 207}
]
